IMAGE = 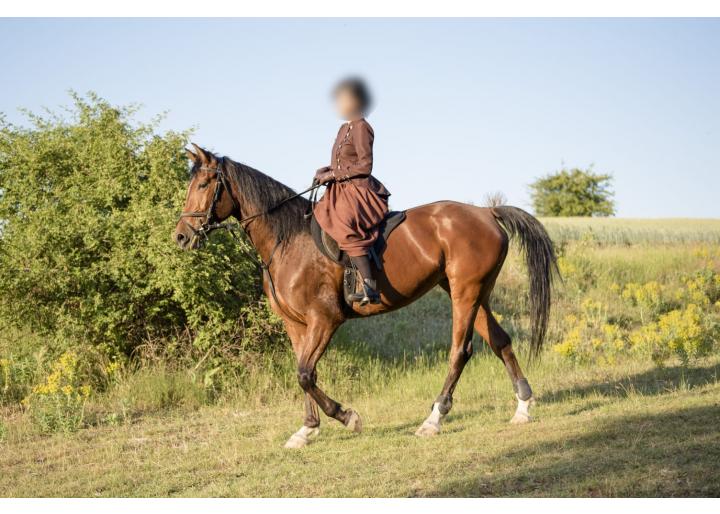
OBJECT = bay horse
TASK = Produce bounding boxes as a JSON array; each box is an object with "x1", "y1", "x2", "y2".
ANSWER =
[{"x1": 174, "y1": 144, "x2": 557, "y2": 449}]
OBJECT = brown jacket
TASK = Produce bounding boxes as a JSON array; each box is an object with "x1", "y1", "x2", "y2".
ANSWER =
[
  {"x1": 322, "y1": 119, "x2": 390, "y2": 197},
  {"x1": 313, "y1": 119, "x2": 391, "y2": 257}
]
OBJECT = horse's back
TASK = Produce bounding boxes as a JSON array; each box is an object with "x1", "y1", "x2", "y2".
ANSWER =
[
  {"x1": 401, "y1": 200, "x2": 506, "y2": 252},
  {"x1": 367, "y1": 201, "x2": 506, "y2": 311}
]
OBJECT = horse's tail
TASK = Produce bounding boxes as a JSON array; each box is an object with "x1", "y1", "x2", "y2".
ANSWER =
[{"x1": 491, "y1": 206, "x2": 559, "y2": 358}]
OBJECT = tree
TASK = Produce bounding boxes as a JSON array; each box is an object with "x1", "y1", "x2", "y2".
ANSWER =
[
  {"x1": 529, "y1": 167, "x2": 615, "y2": 217},
  {"x1": 0, "y1": 93, "x2": 281, "y2": 357}
]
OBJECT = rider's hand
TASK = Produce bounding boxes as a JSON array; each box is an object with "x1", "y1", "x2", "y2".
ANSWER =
[
  {"x1": 317, "y1": 171, "x2": 335, "y2": 185},
  {"x1": 314, "y1": 166, "x2": 331, "y2": 180}
]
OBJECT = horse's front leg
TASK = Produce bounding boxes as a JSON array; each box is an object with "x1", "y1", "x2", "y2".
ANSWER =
[
  {"x1": 283, "y1": 378, "x2": 323, "y2": 449},
  {"x1": 281, "y1": 320, "x2": 320, "y2": 449},
  {"x1": 297, "y1": 314, "x2": 362, "y2": 431},
  {"x1": 284, "y1": 314, "x2": 360, "y2": 449}
]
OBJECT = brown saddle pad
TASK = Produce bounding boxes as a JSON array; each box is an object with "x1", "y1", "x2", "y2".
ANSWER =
[{"x1": 310, "y1": 211, "x2": 407, "y2": 267}]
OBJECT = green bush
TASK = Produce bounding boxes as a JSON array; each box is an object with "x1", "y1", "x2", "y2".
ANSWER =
[{"x1": 0, "y1": 93, "x2": 283, "y2": 360}]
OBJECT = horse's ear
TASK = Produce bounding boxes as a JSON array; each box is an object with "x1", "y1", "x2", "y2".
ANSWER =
[
  {"x1": 185, "y1": 149, "x2": 197, "y2": 162},
  {"x1": 190, "y1": 142, "x2": 209, "y2": 164}
]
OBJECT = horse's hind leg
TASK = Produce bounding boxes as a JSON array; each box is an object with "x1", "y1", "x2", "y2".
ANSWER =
[
  {"x1": 416, "y1": 282, "x2": 481, "y2": 437},
  {"x1": 474, "y1": 305, "x2": 534, "y2": 424}
]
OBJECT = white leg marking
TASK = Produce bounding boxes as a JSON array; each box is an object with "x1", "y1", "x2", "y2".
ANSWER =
[
  {"x1": 510, "y1": 395, "x2": 534, "y2": 424},
  {"x1": 283, "y1": 425, "x2": 320, "y2": 449},
  {"x1": 415, "y1": 402, "x2": 444, "y2": 437}
]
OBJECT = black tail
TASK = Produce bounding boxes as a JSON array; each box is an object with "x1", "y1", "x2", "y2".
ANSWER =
[{"x1": 492, "y1": 206, "x2": 559, "y2": 358}]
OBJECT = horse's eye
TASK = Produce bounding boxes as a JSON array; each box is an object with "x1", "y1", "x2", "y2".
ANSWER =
[{"x1": 198, "y1": 182, "x2": 209, "y2": 190}]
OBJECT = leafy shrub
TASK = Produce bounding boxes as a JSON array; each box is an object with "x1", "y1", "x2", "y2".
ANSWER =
[{"x1": 0, "y1": 93, "x2": 283, "y2": 359}]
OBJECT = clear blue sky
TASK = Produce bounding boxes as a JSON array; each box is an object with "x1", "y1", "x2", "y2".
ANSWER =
[{"x1": 1, "y1": 18, "x2": 718, "y2": 217}]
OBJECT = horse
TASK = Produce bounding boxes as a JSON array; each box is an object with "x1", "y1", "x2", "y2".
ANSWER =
[{"x1": 174, "y1": 144, "x2": 558, "y2": 449}]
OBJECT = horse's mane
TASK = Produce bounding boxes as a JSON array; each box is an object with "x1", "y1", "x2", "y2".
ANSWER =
[{"x1": 221, "y1": 156, "x2": 311, "y2": 243}]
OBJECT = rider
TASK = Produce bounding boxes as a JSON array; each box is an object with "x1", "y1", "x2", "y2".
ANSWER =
[{"x1": 314, "y1": 78, "x2": 391, "y2": 305}]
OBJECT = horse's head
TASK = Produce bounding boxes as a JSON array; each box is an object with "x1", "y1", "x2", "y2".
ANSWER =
[{"x1": 174, "y1": 143, "x2": 236, "y2": 250}]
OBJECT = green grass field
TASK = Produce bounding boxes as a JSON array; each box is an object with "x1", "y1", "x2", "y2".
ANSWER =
[
  {"x1": 541, "y1": 217, "x2": 720, "y2": 245},
  {"x1": 1, "y1": 352, "x2": 718, "y2": 497},
  {"x1": 1, "y1": 217, "x2": 720, "y2": 497}
]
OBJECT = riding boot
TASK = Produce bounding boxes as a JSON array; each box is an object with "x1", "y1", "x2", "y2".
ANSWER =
[{"x1": 349, "y1": 255, "x2": 381, "y2": 306}]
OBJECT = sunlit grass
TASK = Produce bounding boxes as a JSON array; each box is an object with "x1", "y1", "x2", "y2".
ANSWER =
[{"x1": 1, "y1": 353, "x2": 718, "y2": 497}]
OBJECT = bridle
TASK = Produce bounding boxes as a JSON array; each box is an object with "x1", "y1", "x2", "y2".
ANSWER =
[
  {"x1": 178, "y1": 158, "x2": 323, "y2": 244},
  {"x1": 178, "y1": 158, "x2": 241, "y2": 242}
]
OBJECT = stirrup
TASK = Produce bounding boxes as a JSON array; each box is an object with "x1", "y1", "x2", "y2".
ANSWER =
[{"x1": 349, "y1": 279, "x2": 381, "y2": 306}]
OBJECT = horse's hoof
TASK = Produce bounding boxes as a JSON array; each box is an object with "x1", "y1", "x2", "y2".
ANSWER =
[
  {"x1": 415, "y1": 420, "x2": 441, "y2": 437},
  {"x1": 345, "y1": 409, "x2": 363, "y2": 433},
  {"x1": 510, "y1": 396, "x2": 534, "y2": 424},
  {"x1": 510, "y1": 412, "x2": 532, "y2": 424},
  {"x1": 283, "y1": 426, "x2": 320, "y2": 449}
]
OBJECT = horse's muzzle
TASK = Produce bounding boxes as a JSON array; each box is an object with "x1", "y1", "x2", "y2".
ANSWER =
[{"x1": 173, "y1": 225, "x2": 200, "y2": 251}]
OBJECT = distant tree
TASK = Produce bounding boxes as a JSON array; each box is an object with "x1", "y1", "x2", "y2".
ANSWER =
[{"x1": 529, "y1": 167, "x2": 615, "y2": 217}]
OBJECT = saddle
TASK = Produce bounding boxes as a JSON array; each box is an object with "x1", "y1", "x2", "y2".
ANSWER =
[{"x1": 310, "y1": 211, "x2": 407, "y2": 304}]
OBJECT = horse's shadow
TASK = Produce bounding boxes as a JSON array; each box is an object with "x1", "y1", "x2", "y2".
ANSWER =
[
  {"x1": 424, "y1": 402, "x2": 720, "y2": 497},
  {"x1": 420, "y1": 361, "x2": 720, "y2": 496},
  {"x1": 539, "y1": 362, "x2": 720, "y2": 404}
]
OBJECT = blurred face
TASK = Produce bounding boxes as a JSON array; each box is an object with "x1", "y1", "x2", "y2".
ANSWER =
[{"x1": 335, "y1": 87, "x2": 362, "y2": 120}]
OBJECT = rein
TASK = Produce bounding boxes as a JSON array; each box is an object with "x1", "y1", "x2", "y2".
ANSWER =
[{"x1": 179, "y1": 159, "x2": 322, "y2": 241}]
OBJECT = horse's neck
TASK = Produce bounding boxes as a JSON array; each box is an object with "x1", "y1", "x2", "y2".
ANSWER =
[
  {"x1": 225, "y1": 162, "x2": 307, "y2": 264},
  {"x1": 241, "y1": 220, "x2": 277, "y2": 265},
  {"x1": 231, "y1": 194, "x2": 280, "y2": 264}
]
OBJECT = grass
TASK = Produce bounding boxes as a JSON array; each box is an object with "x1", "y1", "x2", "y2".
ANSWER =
[
  {"x1": 1, "y1": 351, "x2": 718, "y2": 497},
  {"x1": 1, "y1": 217, "x2": 720, "y2": 497}
]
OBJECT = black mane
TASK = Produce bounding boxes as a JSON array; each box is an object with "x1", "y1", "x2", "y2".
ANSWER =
[{"x1": 221, "y1": 156, "x2": 311, "y2": 243}]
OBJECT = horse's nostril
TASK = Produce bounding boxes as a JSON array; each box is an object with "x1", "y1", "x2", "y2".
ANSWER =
[{"x1": 176, "y1": 233, "x2": 186, "y2": 244}]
